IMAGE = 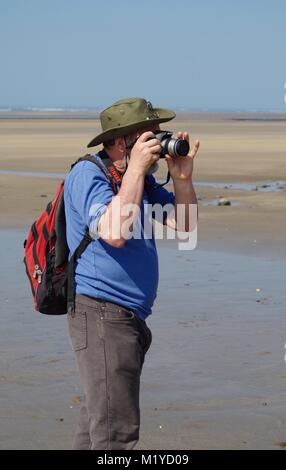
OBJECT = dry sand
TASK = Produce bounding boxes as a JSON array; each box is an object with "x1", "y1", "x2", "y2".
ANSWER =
[
  {"x1": 0, "y1": 112, "x2": 285, "y2": 449},
  {"x1": 0, "y1": 112, "x2": 285, "y2": 256}
]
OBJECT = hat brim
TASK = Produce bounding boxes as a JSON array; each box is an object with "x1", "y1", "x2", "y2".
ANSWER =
[{"x1": 87, "y1": 107, "x2": 176, "y2": 148}]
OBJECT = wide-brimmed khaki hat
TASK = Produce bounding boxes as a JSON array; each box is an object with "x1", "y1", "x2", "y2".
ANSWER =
[{"x1": 87, "y1": 97, "x2": 176, "y2": 147}]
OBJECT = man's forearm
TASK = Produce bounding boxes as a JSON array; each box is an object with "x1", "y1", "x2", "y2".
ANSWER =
[
  {"x1": 97, "y1": 167, "x2": 145, "y2": 247},
  {"x1": 174, "y1": 179, "x2": 197, "y2": 205},
  {"x1": 166, "y1": 179, "x2": 198, "y2": 232}
]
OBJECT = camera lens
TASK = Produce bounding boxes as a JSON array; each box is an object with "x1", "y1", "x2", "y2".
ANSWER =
[
  {"x1": 163, "y1": 138, "x2": 189, "y2": 157},
  {"x1": 154, "y1": 131, "x2": 190, "y2": 158},
  {"x1": 174, "y1": 139, "x2": 189, "y2": 157}
]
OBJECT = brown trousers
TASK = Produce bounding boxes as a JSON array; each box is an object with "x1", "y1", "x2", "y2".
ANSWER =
[{"x1": 67, "y1": 294, "x2": 152, "y2": 450}]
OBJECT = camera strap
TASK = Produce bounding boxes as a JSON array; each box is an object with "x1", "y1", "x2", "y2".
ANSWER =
[
  {"x1": 97, "y1": 149, "x2": 123, "y2": 190},
  {"x1": 150, "y1": 170, "x2": 171, "y2": 189},
  {"x1": 159, "y1": 170, "x2": 171, "y2": 187}
]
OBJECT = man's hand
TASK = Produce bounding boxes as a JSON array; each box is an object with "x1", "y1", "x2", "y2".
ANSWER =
[
  {"x1": 128, "y1": 131, "x2": 161, "y2": 176},
  {"x1": 165, "y1": 132, "x2": 200, "y2": 182}
]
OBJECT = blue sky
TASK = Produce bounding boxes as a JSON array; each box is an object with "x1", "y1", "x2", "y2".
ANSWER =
[{"x1": 0, "y1": 0, "x2": 285, "y2": 111}]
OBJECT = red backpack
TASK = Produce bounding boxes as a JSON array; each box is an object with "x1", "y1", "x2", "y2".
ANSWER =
[{"x1": 23, "y1": 154, "x2": 118, "y2": 315}]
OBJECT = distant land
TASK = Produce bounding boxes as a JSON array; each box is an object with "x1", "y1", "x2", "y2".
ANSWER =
[
  {"x1": 0, "y1": 107, "x2": 285, "y2": 122},
  {"x1": 0, "y1": 106, "x2": 286, "y2": 113}
]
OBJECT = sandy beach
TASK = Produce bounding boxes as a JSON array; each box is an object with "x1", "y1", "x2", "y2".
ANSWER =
[
  {"x1": 1, "y1": 112, "x2": 286, "y2": 256},
  {"x1": 0, "y1": 112, "x2": 285, "y2": 449}
]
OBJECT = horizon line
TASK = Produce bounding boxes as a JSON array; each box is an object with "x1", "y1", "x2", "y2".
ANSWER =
[{"x1": 0, "y1": 106, "x2": 286, "y2": 114}]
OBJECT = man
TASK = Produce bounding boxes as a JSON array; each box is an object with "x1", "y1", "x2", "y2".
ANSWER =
[{"x1": 64, "y1": 97, "x2": 199, "y2": 450}]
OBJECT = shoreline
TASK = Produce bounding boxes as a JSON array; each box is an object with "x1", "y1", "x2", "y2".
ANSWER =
[{"x1": 6, "y1": 225, "x2": 286, "y2": 264}]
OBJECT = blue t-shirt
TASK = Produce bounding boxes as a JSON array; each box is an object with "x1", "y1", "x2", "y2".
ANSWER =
[{"x1": 64, "y1": 156, "x2": 175, "y2": 320}]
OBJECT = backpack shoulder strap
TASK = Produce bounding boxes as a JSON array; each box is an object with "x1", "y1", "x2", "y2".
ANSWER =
[
  {"x1": 66, "y1": 228, "x2": 92, "y2": 314},
  {"x1": 66, "y1": 154, "x2": 119, "y2": 314},
  {"x1": 71, "y1": 154, "x2": 118, "y2": 194}
]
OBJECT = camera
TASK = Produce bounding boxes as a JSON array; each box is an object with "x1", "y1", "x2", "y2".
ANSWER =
[{"x1": 154, "y1": 130, "x2": 190, "y2": 158}]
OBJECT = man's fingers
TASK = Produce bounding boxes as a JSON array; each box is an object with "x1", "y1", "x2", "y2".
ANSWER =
[
  {"x1": 164, "y1": 154, "x2": 173, "y2": 163},
  {"x1": 139, "y1": 131, "x2": 155, "y2": 142},
  {"x1": 189, "y1": 140, "x2": 200, "y2": 158},
  {"x1": 152, "y1": 154, "x2": 160, "y2": 162},
  {"x1": 145, "y1": 138, "x2": 160, "y2": 148},
  {"x1": 165, "y1": 154, "x2": 175, "y2": 171},
  {"x1": 150, "y1": 144, "x2": 162, "y2": 154},
  {"x1": 176, "y1": 131, "x2": 189, "y2": 143},
  {"x1": 183, "y1": 132, "x2": 189, "y2": 142}
]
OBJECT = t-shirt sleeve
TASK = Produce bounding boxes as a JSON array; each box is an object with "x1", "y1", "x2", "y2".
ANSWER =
[{"x1": 66, "y1": 161, "x2": 115, "y2": 235}]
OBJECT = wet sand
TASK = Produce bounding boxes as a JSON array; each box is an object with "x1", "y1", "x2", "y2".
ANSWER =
[
  {"x1": 0, "y1": 230, "x2": 285, "y2": 450},
  {"x1": 0, "y1": 112, "x2": 286, "y2": 449}
]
